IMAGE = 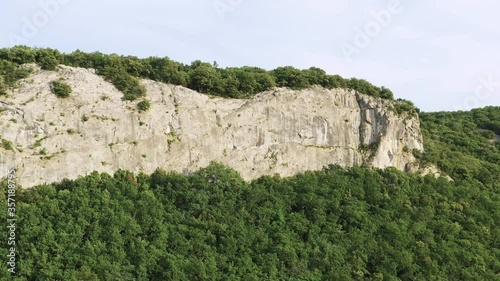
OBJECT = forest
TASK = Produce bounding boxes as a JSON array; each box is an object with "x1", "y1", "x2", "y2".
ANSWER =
[
  {"x1": 0, "y1": 46, "x2": 399, "y2": 102},
  {"x1": 0, "y1": 105, "x2": 498, "y2": 280}
]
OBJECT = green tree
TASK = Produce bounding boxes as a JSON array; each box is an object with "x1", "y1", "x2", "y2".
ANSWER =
[
  {"x1": 303, "y1": 67, "x2": 330, "y2": 88},
  {"x1": 188, "y1": 62, "x2": 221, "y2": 94},
  {"x1": 144, "y1": 57, "x2": 188, "y2": 86},
  {"x1": 272, "y1": 66, "x2": 309, "y2": 89},
  {"x1": 0, "y1": 45, "x2": 36, "y2": 64},
  {"x1": 379, "y1": 86, "x2": 394, "y2": 99},
  {"x1": 36, "y1": 48, "x2": 62, "y2": 71}
]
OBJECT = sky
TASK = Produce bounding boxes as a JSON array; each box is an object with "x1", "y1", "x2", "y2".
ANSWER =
[{"x1": 1, "y1": 0, "x2": 499, "y2": 112}]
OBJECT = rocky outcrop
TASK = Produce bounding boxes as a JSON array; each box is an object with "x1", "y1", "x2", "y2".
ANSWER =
[{"x1": 0, "y1": 65, "x2": 428, "y2": 187}]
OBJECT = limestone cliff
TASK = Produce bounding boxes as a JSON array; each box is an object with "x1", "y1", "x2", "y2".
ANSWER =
[{"x1": 0, "y1": 65, "x2": 429, "y2": 187}]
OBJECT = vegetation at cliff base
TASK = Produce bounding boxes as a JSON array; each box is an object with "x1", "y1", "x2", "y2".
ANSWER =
[
  {"x1": 0, "y1": 107, "x2": 499, "y2": 280},
  {"x1": 0, "y1": 162, "x2": 498, "y2": 280}
]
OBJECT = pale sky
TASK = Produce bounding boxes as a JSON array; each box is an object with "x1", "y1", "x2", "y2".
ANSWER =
[{"x1": 1, "y1": 0, "x2": 499, "y2": 112}]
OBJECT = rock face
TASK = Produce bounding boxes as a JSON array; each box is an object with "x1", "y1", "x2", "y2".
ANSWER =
[{"x1": 0, "y1": 65, "x2": 426, "y2": 187}]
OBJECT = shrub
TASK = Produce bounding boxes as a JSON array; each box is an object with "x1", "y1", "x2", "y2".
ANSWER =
[
  {"x1": 0, "y1": 60, "x2": 32, "y2": 87},
  {"x1": 359, "y1": 141, "x2": 380, "y2": 153},
  {"x1": 412, "y1": 149, "x2": 423, "y2": 162},
  {"x1": 479, "y1": 130, "x2": 495, "y2": 139},
  {"x1": 137, "y1": 99, "x2": 151, "y2": 111},
  {"x1": 1, "y1": 138, "x2": 14, "y2": 150},
  {"x1": 0, "y1": 75, "x2": 6, "y2": 95},
  {"x1": 392, "y1": 99, "x2": 418, "y2": 116},
  {"x1": 50, "y1": 79, "x2": 72, "y2": 98},
  {"x1": 100, "y1": 66, "x2": 146, "y2": 101}
]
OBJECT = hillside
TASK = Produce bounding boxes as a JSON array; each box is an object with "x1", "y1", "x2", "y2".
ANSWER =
[{"x1": 0, "y1": 47, "x2": 499, "y2": 280}]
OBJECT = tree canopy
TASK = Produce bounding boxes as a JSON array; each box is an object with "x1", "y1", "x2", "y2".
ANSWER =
[{"x1": 0, "y1": 46, "x2": 397, "y2": 102}]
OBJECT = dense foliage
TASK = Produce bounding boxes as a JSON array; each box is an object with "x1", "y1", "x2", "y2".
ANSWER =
[
  {"x1": 0, "y1": 46, "x2": 396, "y2": 101},
  {"x1": 418, "y1": 106, "x2": 500, "y2": 183},
  {"x1": 0, "y1": 58, "x2": 31, "y2": 96},
  {"x1": 0, "y1": 107, "x2": 499, "y2": 280},
  {"x1": 0, "y1": 164, "x2": 498, "y2": 280}
]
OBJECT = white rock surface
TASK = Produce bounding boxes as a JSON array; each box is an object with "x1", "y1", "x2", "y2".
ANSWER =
[{"x1": 0, "y1": 65, "x2": 429, "y2": 187}]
